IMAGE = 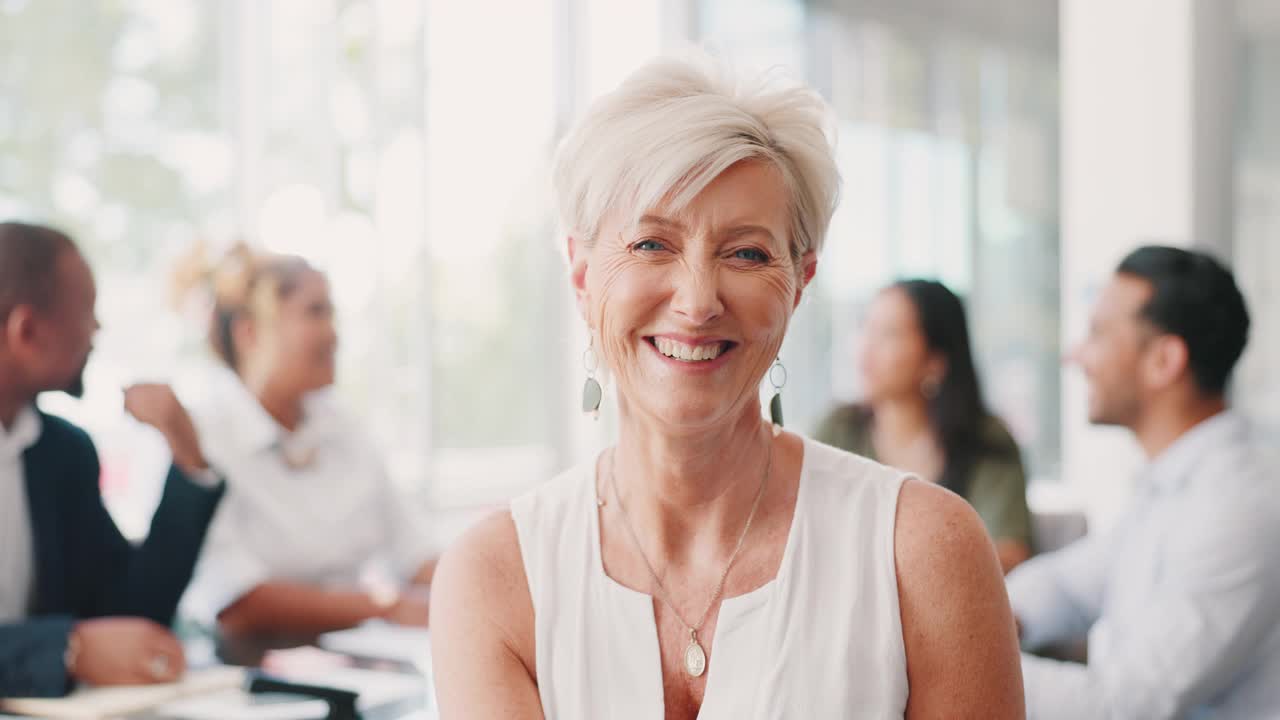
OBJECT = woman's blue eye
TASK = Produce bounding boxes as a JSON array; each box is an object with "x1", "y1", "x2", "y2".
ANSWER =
[
  {"x1": 634, "y1": 239, "x2": 665, "y2": 252},
  {"x1": 734, "y1": 247, "x2": 769, "y2": 262}
]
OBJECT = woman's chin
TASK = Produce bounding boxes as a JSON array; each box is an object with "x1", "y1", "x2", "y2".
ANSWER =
[
  {"x1": 638, "y1": 397, "x2": 753, "y2": 432},
  {"x1": 302, "y1": 371, "x2": 336, "y2": 393}
]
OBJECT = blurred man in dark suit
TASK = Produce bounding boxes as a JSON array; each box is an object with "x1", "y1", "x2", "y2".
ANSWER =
[{"x1": 0, "y1": 221, "x2": 224, "y2": 697}]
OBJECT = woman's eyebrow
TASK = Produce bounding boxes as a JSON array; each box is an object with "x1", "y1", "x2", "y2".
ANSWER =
[
  {"x1": 721, "y1": 224, "x2": 778, "y2": 243},
  {"x1": 636, "y1": 214, "x2": 686, "y2": 231}
]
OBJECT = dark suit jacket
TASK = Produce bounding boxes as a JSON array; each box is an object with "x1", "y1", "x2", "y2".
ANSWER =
[{"x1": 0, "y1": 411, "x2": 224, "y2": 698}]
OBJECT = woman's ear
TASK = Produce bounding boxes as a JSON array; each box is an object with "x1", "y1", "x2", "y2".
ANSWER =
[
  {"x1": 924, "y1": 354, "x2": 949, "y2": 387},
  {"x1": 794, "y1": 251, "x2": 818, "y2": 309},
  {"x1": 231, "y1": 314, "x2": 257, "y2": 361},
  {"x1": 568, "y1": 235, "x2": 591, "y2": 323}
]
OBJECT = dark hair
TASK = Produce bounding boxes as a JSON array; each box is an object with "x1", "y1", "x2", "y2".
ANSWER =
[
  {"x1": 1116, "y1": 246, "x2": 1250, "y2": 396},
  {"x1": 0, "y1": 222, "x2": 78, "y2": 325},
  {"x1": 891, "y1": 279, "x2": 1002, "y2": 498}
]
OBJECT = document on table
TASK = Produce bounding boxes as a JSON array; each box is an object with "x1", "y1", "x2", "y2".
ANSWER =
[
  {"x1": 156, "y1": 666, "x2": 428, "y2": 720},
  {"x1": 318, "y1": 620, "x2": 431, "y2": 668},
  {"x1": 0, "y1": 666, "x2": 247, "y2": 719}
]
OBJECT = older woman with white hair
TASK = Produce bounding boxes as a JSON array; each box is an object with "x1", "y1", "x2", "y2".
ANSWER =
[{"x1": 431, "y1": 54, "x2": 1024, "y2": 719}]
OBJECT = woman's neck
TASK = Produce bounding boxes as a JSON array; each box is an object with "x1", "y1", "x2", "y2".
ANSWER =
[
  {"x1": 245, "y1": 376, "x2": 304, "y2": 432},
  {"x1": 868, "y1": 394, "x2": 944, "y2": 481},
  {"x1": 869, "y1": 394, "x2": 932, "y2": 445},
  {"x1": 610, "y1": 401, "x2": 773, "y2": 561}
]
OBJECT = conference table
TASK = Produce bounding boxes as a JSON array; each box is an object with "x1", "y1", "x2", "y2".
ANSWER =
[{"x1": 138, "y1": 629, "x2": 439, "y2": 720}]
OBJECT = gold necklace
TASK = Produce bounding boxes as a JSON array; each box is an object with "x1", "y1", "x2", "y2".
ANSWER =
[{"x1": 606, "y1": 429, "x2": 773, "y2": 678}]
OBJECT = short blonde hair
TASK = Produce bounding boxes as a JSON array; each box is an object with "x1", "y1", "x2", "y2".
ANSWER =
[{"x1": 552, "y1": 52, "x2": 840, "y2": 259}]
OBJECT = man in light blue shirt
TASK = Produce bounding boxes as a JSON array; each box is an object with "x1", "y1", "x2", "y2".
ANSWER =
[{"x1": 1008, "y1": 246, "x2": 1280, "y2": 719}]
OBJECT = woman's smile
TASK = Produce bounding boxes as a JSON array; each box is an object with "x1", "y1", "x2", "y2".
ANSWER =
[{"x1": 643, "y1": 334, "x2": 739, "y2": 373}]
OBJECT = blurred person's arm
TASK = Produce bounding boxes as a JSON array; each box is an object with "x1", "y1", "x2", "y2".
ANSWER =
[
  {"x1": 124, "y1": 384, "x2": 215, "y2": 478},
  {"x1": 0, "y1": 617, "x2": 185, "y2": 697},
  {"x1": 30, "y1": 410, "x2": 222, "y2": 629},
  {"x1": 967, "y1": 455, "x2": 1035, "y2": 574},
  {"x1": 6, "y1": 403, "x2": 214, "y2": 697},
  {"x1": 970, "y1": 418, "x2": 1035, "y2": 573},
  {"x1": 431, "y1": 511, "x2": 543, "y2": 720},
  {"x1": 410, "y1": 557, "x2": 438, "y2": 586},
  {"x1": 90, "y1": 463, "x2": 223, "y2": 623},
  {"x1": 183, "y1": 487, "x2": 429, "y2": 637},
  {"x1": 1016, "y1": 482, "x2": 1280, "y2": 719},
  {"x1": 1005, "y1": 530, "x2": 1109, "y2": 651},
  {"x1": 897, "y1": 479, "x2": 1025, "y2": 718},
  {"x1": 75, "y1": 385, "x2": 224, "y2": 625},
  {"x1": 216, "y1": 582, "x2": 428, "y2": 637},
  {"x1": 0, "y1": 618, "x2": 77, "y2": 697}
]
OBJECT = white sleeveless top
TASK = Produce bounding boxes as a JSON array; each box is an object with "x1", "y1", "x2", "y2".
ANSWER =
[{"x1": 511, "y1": 436, "x2": 910, "y2": 718}]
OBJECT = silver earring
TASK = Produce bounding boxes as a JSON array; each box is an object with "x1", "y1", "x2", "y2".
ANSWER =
[
  {"x1": 582, "y1": 334, "x2": 602, "y2": 420},
  {"x1": 768, "y1": 357, "x2": 787, "y2": 427}
]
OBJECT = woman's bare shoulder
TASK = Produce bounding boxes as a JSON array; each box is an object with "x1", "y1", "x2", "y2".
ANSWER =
[
  {"x1": 431, "y1": 510, "x2": 546, "y2": 717},
  {"x1": 432, "y1": 510, "x2": 535, "y2": 661},
  {"x1": 892, "y1": 479, "x2": 1024, "y2": 718},
  {"x1": 893, "y1": 478, "x2": 996, "y2": 566}
]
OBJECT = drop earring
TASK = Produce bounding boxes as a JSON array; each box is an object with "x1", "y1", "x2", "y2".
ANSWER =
[
  {"x1": 582, "y1": 333, "x2": 602, "y2": 420},
  {"x1": 767, "y1": 357, "x2": 787, "y2": 427}
]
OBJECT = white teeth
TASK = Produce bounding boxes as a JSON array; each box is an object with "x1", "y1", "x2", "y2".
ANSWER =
[{"x1": 654, "y1": 337, "x2": 724, "y2": 362}]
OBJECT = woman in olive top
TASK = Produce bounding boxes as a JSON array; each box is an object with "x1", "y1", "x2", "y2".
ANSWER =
[{"x1": 816, "y1": 279, "x2": 1033, "y2": 572}]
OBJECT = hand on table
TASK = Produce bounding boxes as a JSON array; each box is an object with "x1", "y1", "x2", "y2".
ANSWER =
[{"x1": 69, "y1": 617, "x2": 186, "y2": 686}]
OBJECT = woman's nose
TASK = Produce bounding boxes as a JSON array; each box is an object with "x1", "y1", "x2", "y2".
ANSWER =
[{"x1": 669, "y1": 262, "x2": 724, "y2": 326}]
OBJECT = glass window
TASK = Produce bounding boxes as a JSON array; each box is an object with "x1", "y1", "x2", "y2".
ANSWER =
[
  {"x1": 0, "y1": 0, "x2": 673, "y2": 540},
  {"x1": 0, "y1": 0, "x2": 230, "y2": 535},
  {"x1": 1234, "y1": 14, "x2": 1280, "y2": 437},
  {"x1": 698, "y1": 0, "x2": 1062, "y2": 480}
]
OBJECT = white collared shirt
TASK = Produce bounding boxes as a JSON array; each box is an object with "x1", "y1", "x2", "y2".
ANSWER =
[
  {"x1": 178, "y1": 367, "x2": 436, "y2": 624},
  {"x1": 0, "y1": 406, "x2": 41, "y2": 623},
  {"x1": 1008, "y1": 411, "x2": 1280, "y2": 719}
]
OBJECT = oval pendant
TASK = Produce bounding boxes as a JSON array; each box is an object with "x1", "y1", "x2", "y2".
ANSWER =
[{"x1": 684, "y1": 637, "x2": 707, "y2": 678}]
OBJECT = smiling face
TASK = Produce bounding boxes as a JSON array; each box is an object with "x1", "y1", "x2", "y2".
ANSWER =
[
  {"x1": 235, "y1": 270, "x2": 338, "y2": 397},
  {"x1": 1070, "y1": 273, "x2": 1159, "y2": 427},
  {"x1": 569, "y1": 160, "x2": 815, "y2": 431}
]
